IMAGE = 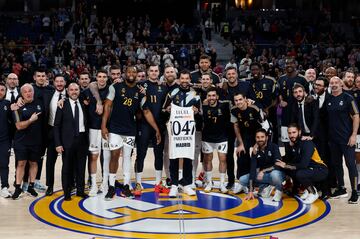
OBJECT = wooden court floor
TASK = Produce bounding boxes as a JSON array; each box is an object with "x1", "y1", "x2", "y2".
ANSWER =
[{"x1": 0, "y1": 149, "x2": 359, "y2": 239}]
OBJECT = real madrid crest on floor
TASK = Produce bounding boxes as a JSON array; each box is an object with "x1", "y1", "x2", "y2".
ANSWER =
[{"x1": 29, "y1": 179, "x2": 330, "y2": 239}]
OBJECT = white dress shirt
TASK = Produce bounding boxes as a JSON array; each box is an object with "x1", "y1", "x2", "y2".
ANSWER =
[
  {"x1": 5, "y1": 87, "x2": 19, "y2": 102},
  {"x1": 69, "y1": 98, "x2": 85, "y2": 133},
  {"x1": 317, "y1": 93, "x2": 326, "y2": 109},
  {"x1": 48, "y1": 90, "x2": 66, "y2": 126},
  {"x1": 299, "y1": 99, "x2": 310, "y2": 134}
]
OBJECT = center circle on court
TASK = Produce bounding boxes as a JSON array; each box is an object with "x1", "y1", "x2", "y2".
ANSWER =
[{"x1": 29, "y1": 179, "x2": 331, "y2": 238}]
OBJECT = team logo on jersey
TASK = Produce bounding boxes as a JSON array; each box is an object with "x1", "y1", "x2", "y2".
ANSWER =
[
  {"x1": 339, "y1": 100, "x2": 343, "y2": 106},
  {"x1": 37, "y1": 105, "x2": 41, "y2": 111},
  {"x1": 158, "y1": 86, "x2": 163, "y2": 92},
  {"x1": 3, "y1": 105, "x2": 7, "y2": 110},
  {"x1": 262, "y1": 83, "x2": 267, "y2": 90},
  {"x1": 268, "y1": 150, "x2": 272, "y2": 157},
  {"x1": 30, "y1": 179, "x2": 330, "y2": 239}
]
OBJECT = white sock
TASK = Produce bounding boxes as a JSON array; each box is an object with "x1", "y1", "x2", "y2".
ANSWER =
[
  {"x1": 205, "y1": 171, "x2": 212, "y2": 183},
  {"x1": 103, "y1": 150, "x2": 110, "y2": 176},
  {"x1": 357, "y1": 164, "x2": 360, "y2": 184},
  {"x1": 220, "y1": 173, "x2": 226, "y2": 185},
  {"x1": 91, "y1": 174, "x2": 97, "y2": 187},
  {"x1": 136, "y1": 172, "x2": 142, "y2": 184},
  {"x1": 124, "y1": 172, "x2": 131, "y2": 186},
  {"x1": 192, "y1": 158, "x2": 199, "y2": 180},
  {"x1": 109, "y1": 174, "x2": 116, "y2": 187},
  {"x1": 122, "y1": 146, "x2": 132, "y2": 186},
  {"x1": 179, "y1": 169, "x2": 183, "y2": 180},
  {"x1": 155, "y1": 170, "x2": 162, "y2": 184}
]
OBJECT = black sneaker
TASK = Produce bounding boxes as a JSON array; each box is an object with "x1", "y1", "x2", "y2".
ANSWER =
[
  {"x1": 120, "y1": 185, "x2": 134, "y2": 199},
  {"x1": 165, "y1": 178, "x2": 172, "y2": 188},
  {"x1": 115, "y1": 180, "x2": 124, "y2": 190},
  {"x1": 357, "y1": 184, "x2": 360, "y2": 196},
  {"x1": 105, "y1": 186, "x2": 115, "y2": 201},
  {"x1": 12, "y1": 187, "x2": 22, "y2": 200},
  {"x1": 330, "y1": 187, "x2": 348, "y2": 199},
  {"x1": 348, "y1": 190, "x2": 359, "y2": 204},
  {"x1": 27, "y1": 186, "x2": 38, "y2": 197},
  {"x1": 226, "y1": 182, "x2": 234, "y2": 190}
]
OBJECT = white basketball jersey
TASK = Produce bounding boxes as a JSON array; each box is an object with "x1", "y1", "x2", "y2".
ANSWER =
[{"x1": 167, "y1": 103, "x2": 196, "y2": 160}]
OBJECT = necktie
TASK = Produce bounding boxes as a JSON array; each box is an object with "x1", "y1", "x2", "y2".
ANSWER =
[
  {"x1": 10, "y1": 91, "x2": 16, "y2": 103},
  {"x1": 298, "y1": 103, "x2": 305, "y2": 132},
  {"x1": 74, "y1": 101, "x2": 79, "y2": 136},
  {"x1": 58, "y1": 93, "x2": 62, "y2": 101}
]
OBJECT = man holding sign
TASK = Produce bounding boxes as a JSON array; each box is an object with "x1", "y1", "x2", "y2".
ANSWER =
[{"x1": 163, "y1": 70, "x2": 201, "y2": 198}]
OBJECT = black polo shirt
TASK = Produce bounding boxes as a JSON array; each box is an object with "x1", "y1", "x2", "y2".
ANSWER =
[
  {"x1": 326, "y1": 92, "x2": 359, "y2": 144},
  {"x1": 13, "y1": 99, "x2": 43, "y2": 148}
]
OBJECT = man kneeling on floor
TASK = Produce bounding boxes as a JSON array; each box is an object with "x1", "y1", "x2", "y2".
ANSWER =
[
  {"x1": 275, "y1": 123, "x2": 328, "y2": 204},
  {"x1": 233, "y1": 128, "x2": 285, "y2": 202}
]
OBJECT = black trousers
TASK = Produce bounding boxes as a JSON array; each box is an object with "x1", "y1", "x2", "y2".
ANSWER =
[
  {"x1": 329, "y1": 142, "x2": 358, "y2": 189},
  {"x1": 0, "y1": 140, "x2": 10, "y2": 188},
  {"x1": 46, "y1": 126, "x2": 59, "y2": 188},
  {"x1": 314, "y1": 136, "x2": 337, "y2": 193},
  {"x1": 135, "y1": 123, "x2": 165, "y2": 172},
  {"x1": 295, "y1": 166, "x2": 328, "y2": 188},
  {"x1": 62, "y1": 134, "x2": 88, "y2": 194},
  {"x1": 236, "y1": 136, "x2": 253, "y2": 178},
  {"x1": 170, "y1": 158, "x2": 193, "y2": 186},
  {"x1": 226, "y1": 127, "x2": 236, "y2": 185}
]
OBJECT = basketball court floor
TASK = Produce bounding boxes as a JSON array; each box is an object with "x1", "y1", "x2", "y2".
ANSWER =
[{"x1": 0, "y1": 149, "x2": 359, "y2": 239}]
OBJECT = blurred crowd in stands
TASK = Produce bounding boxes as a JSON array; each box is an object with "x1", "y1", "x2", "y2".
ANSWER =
[{"x1": 1, "y1": 5, "x2": 360, "y2": 85}]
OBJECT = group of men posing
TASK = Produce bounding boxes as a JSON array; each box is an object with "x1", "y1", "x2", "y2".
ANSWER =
[{"x1": 0, "y1": 54, "x2": 359, "y2": 205}]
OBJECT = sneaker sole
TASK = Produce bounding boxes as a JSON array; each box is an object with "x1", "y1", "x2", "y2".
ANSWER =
[
  {"x1": 330, "y1": 194, "x2": 349, "y2": 199},
  {"x1": 348, "y1": 200, "x2": 359, "y2": 204},
  {"x1": 120, "y1": 194, "x2": 135, "y2": 199},
  {"x1": 27, "y1": 192, "x2": 38, "y2": 197}
]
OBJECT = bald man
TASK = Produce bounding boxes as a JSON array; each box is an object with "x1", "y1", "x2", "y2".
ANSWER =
[
  {"x1": 327, "y1": 76, "x2": 359, "y2": 204},
  {"x1": 5, "y1": 73, "x2": 19, "y2": 104},
  {"x1": 305, "y1": 69, "x2": 316, "y2": 94},
  {"x1": 12, "y1": 84, "x2": 43, "y2": 200}
]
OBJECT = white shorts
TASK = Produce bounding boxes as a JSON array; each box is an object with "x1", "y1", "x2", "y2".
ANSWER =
[
  {"x1": 356, "y1": 135, "x2": 360, "y2": 152},
  {"x1": 202, "y1": 141, "x2": 228, "y2": 154},
  {"x1": 281, "y1": 126, "x2": 290, "y2": 143},
  {"x1": 89, "y1": 129, "x2": 109, "y2": 153},
  {"x1": 108, "y1": 133, "x2": 136, "y2": 151}
]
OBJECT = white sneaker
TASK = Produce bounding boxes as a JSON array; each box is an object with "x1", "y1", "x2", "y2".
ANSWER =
[
  {"x1": 34, "y1": 180, "x2": 47, "y2": 192},
  {"x1": 0, "y1": 187, "x2": 12, "y2": 198},
  {"x1": 272, "y1": 190, "x2": 283, "y2": 202},
  {"x1": 169, "y1": 185, "x2": 178, "y2": 198},
  {"x1": 232, "y1": 183, "x2": 244, "y2": 194},
  {"x1": 89, "y1": 185, "x2": 98, "y2": 197},
  {"x1": 183, "y1": 185, "x2": 196, "y2": 196},
  {"x1": 260, "y1": 185, "x2": 274, "y2": 198},
  {"x1": 190, "y1": 182, "x2": 196, "y2": 189},
  {"x1": 303, "y1": 191, "x2": 319, "y2": 204},
  {"x1": 204, "y1": 181, "x2": 213, "y2": 193},
  {"x1": 100, "y1": 183, "x2": 108, "y2": 194},
  {"x1": 22, "y1": 182, "x2": 29, "y2": 192},
  {"x1": 220, "y1": 183, "x2": 228, "y2": 194},
  {"x1": 300, "y1": 190, "x2": 309, "y2": 200}
]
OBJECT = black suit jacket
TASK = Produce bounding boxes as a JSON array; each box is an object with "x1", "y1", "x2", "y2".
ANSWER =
[
  {"x1": 291, "y1": 95, "x2": 320, "y2": 138},
  {"x1": 315, "y1": 92, "x2": 331, "y2": 140},
  {"x1": 53, "y1": 98, "x2": 88, "y2": 149}
]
